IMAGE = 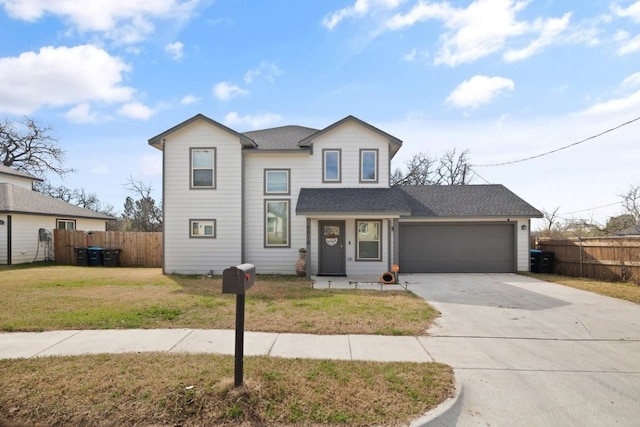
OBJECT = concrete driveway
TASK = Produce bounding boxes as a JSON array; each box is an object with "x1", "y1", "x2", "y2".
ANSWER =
[{"x1": 406, "y1": 273, "x2": 640, "y2": 427}]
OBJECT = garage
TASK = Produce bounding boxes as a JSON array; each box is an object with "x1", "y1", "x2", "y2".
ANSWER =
[{"x1": 399, "y1": 222, "x2": 516, "y2": 273}]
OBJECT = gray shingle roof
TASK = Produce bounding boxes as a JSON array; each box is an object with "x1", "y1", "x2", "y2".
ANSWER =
[
  {"x1": 296, "y1": 187, "x2": 411, "y2": 215},
  {"x1": 0, "y1": 183, "x2": 113, "y2": 220},
  {"x1": 242, "y1": 125, "x2": 319, "y2": 150},
  {"x1": 399, "y1": 185, "x2": 542, "y2": 217},
  {"x1": 616, "y1": 224, "x2": 640, "y2": 236},
  {"x1": 296, "y1": 185, "x2": 542, "y2": 218}
]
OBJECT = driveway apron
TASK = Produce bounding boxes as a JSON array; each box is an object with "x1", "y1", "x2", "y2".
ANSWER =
[{"x1": 406, "y1": 273, "x2": 640, "y2": 427}]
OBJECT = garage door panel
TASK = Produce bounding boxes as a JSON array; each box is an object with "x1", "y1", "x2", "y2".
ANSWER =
[{"x1": 399, "y1": 223, "x2": 515, "y2": 273}]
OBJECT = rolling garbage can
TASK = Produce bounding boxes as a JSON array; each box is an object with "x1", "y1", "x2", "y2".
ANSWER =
[
  {"x1": 103, "y1": 249, "x2": 121, "y2": 267},
  {"x1": 75, "y1": 247, "x2": 89, "y2": 266},
  {"x1": 530, "y1": 250, "x2": 554, "y2": 273},
  {"x1": 87, "y1": 247, "x2": 104, "y2": 266}
]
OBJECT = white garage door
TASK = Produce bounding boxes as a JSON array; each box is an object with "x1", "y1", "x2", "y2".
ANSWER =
[{"x1": 399, "y1": 223, "x2": 516, "y2": 273}]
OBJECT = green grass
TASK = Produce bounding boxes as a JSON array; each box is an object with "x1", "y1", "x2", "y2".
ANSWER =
[
  {"x1": 0, "y1": 265, "x2": 437, "y2": 334},
  {"x1": 0, "y1": 354, "x2": 454, "y2": 427}
]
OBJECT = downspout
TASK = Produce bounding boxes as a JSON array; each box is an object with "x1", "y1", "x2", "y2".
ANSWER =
[{"x1": 7, "y1": 215, "x2": 12, "y2": 265}]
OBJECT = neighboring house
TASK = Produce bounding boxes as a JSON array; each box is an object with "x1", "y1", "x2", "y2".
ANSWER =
[
  {"x1": 0, "y1": 165, "x2": 112, "y2": 265},
  {"x1": 149, "y1": 114, "x2": 542, "y2": 277},
  {"x1": 616, "y1": 224, "x2": 640, "y2": 236}
]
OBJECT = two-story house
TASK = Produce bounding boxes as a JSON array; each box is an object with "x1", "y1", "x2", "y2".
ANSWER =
[
  {"x1": 0, "y1": 165, "x2": 112, "y2": 265},
  {"x1": 149, "y1": 114, "x2": 542, "y2": 277}
]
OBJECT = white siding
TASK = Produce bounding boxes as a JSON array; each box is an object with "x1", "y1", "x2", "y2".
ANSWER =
[
  {"x1": 242, "y1": 120, "x2": 393, "y2": 275},
  {"x1": 244, "y1": 152, "x2": 309, "y2": 274},
  {"x1": 3, "y1": 215, "x2": 106, "y2": 265},
  {"x1": 0, "y1": 214, "x2": 6, "y2": 264},
  {"x1": 311, "y1": 122, "x2": 391, "y2": 188},
  {"x1": 162, "y1": 121, "x2": 243, "y2": 274},
  {"x1": 0, "y1": 173, "x2": 35, "y2": 189}
]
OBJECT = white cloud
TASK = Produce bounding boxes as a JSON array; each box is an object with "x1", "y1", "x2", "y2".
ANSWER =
[
  {"x1": 323, "y1": 0, "x2": 402, "y2": 30},
  {"x1": 622, "y1": 72, "x2": 640, "y2": 88},
  {"x1": 117, "y1": 102, "x2": 155, "y2": 120},
  {"x1": 180, "y1": 94, "x2": 198, "y2": 105},
  {"x1": 617, "y1": 34, "x2": 640, "y2": 55},
  {"x1": 612, "y1": 1, "x2": 640, "y2": 22},
  {"x1": 387, "y1": 0, "x2": 530, "y2": 66},
  {"x1": 165, "y1": 41, "x2": 184, "y2": 60},
  {"x1": 0, "y1": 44, "x2": 133, "y2": 115},
  {"x1": 0, "y1": 0, "x2": 199, "y2": 43},
  {"x1": 65, "y1": 103, "x2": 102, "y2": 124},
  {"x1": 90, "y1": 165, "x2": 110, "y2": 175},
  {"x1": 243, "y1": 61, "x2": 282, "y2": 83},
  {"x1": 213, "y1": 81, "x2": 249, "y2": 100},
  {"x1": 446, "y1": 75, "x2": 514, "y2": 109},
  {"x1": 503, "y1": 13, "x2": 571, "y2": 61},
  {"x1": 224, "y1": 112, "x2": 282, "y2": 129}
]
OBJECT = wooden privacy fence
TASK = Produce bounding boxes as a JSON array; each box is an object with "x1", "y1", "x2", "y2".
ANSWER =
[
  {"x1": 537, "y1": 237, "x2": 640, "y2": 284},
  {"x1": 54, "y1": 229, "x2": 162, "y2": 267}
]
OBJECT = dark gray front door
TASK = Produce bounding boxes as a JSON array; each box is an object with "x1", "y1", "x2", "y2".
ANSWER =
[{"x1": 318, "y1": 221, "x2": 345, "y2": 276}]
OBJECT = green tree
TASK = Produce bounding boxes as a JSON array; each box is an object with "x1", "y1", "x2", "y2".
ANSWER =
[{"x1": 121, "y1": 178, "x2": 162, "y2": 232}]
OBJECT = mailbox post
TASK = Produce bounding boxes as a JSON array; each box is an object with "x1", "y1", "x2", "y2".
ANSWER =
[{"x1": 222, "y1": 263, "x2": 255, "y2": 387}]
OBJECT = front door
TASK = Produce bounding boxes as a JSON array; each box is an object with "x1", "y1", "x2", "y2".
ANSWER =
[{"x1": 318, "y1": 221, "x2": 345, "y2": 276}]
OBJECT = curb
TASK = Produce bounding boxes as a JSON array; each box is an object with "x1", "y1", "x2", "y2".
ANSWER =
[{"x1": 410, "y1": 376, "x2": 464, "y2": 427}]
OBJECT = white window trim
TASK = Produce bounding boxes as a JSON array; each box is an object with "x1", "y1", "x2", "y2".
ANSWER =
[
  {"x1": 264, "y1": 169, "x2": 290, "y2": 195},
  {"x1": 56, "y1": 219, "x2": 76, "y2": 230},
  {"x1": 264, "y1": 199, "x2": 290, "y2": 247},
  {"x1": 190, "y1": 219, "x2": 216, "y2": 238},
  {"x1": 190, "y1": 147, "x2": 216, "y2": 189},
  {"x1": 360, "y1": 149, "x2": 379, "y2": 183},
  {"x1": 356, "y1": 220, "x2": 382, "y2": 261},
  {"x1": 322, "y1": 149, "x2": 342, "y2": 183}
]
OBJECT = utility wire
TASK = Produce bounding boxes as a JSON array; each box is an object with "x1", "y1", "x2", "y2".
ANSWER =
[
  {"x1": 558, "y1": 201, "x2": 622, "y2": 216},
  {"x1": 473, "y1": 115, "x2": 640, "y2": 167}
]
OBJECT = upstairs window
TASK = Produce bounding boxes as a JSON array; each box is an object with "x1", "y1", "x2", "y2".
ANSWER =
[
  {"x1": 57, "y1": 219, "x2": 76, "y2": 230},
  {"x1": 323, "y1": 149, "x2": 341, "y2": 182},
  {"x1": 191, "y1": 148, "x2": 216, "y2": 188},
  {"x1": 360, "y1": 149, "x2": 378, "y2": 183},
  {"x1": 265, "y1": 169, "x2": 290, "y2": 195}
]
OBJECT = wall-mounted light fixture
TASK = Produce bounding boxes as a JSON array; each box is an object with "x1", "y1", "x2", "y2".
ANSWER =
[
  {"x1": 0, "y1": 220, "x2": 4, "y2": 225},
  {"x1": 521, "y1": 224, "x2": 527, "y2": 230}
]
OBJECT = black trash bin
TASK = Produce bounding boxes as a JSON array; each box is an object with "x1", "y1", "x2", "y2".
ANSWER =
[
  {"x1": 87, "y1": 247, "x2": 104, "y2": 266},
  {"x1": 530, "y1": 250, "x2": 553, "y2": 273},
  {"x1": 103, "y1": 249, "x2": 121, "y2": 267},
  {"x1": 75, "y1": 247, "x2": 89, "y2": 266}
]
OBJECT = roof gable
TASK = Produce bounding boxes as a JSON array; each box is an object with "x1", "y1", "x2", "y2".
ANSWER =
[
  {"x1": 0, "y1": 183, "x2": 113, "y2": 220},
  {"x1": 148, "y1": 113, "x2": 256, "y2": 150},
  {"x1": 298, "y1": 115, "x2": 402, "y2": 158}
]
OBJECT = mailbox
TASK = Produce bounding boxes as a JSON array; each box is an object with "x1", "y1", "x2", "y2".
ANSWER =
[{"x1": 222, "y1": 263, "x2": 256, "y2": 295}]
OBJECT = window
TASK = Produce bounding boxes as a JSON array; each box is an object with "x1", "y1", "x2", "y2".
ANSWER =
[
  {"x1": 265, "y1": 200, "x2": 289, "y2": 247},
  {"x1": 191, "y1": 148, "x2": 216, "y2": 188},
  {"x1": 360, "y1": 149, "x2": 378, "y2": 183},
  {"x1": 57, "y1": 219, "x2": 76, "y2": 230},
  {"x1": 190, "y1": 219, "x2": 216, "y2": 238},
  {"x1": 323, "y1": 149, "x2": 341, "y2": 182},
  {"x1": 356, "y1": 220, "x2": 381, "y2": 260},
  {"x1": 264, "y1": 169, "x2": 290, "y2": 194}
]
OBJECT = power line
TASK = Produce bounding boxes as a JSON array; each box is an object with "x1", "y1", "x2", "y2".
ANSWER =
[
  {"x1": 473, "y1": 115, "x2": 640, "y2": 167},
  {"x1": 558, "y1": 201, "x2": 622, "y2": 216}
]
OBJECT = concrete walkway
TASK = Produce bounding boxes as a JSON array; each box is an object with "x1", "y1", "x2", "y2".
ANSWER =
[{"x1": 0, "y1": 329, "x2": 433, "y2": 363}]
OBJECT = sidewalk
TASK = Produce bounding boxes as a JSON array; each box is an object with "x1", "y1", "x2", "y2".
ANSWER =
[{"x1": 0, "y1": 328, "x2": 434, "y2": 362}]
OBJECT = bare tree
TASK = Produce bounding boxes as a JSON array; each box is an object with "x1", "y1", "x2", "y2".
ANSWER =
[
  {"x1": 620, "y1": 184, "x2": 640, "y2": 223},
  {"x1": 121, "y1": 177, "x2": 162, "y2": 232},
  {"x1": 35, "y1": 181, "x2": 115, "y2": 215},
  {"x1": 392, "y1": 149, "x2": 472, "y2": 186},
  {"x1": 0, "y1": 116, "x2": 74, "y2": 178}
]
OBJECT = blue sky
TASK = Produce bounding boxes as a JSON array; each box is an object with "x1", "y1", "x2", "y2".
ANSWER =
[{"x1": 1, "y1": 0, "x2": 639, "y2": 228}]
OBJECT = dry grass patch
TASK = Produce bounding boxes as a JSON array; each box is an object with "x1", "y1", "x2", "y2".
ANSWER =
[
  {"x1": 529, "y1": 273, "x2": 640, "y2": 304},
  {"x1": 0, "y1": 353, "x2": 454, "y2": 427},
  {"x1": 0, "y1": 265, "x2": 437, "y2": 335}
]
